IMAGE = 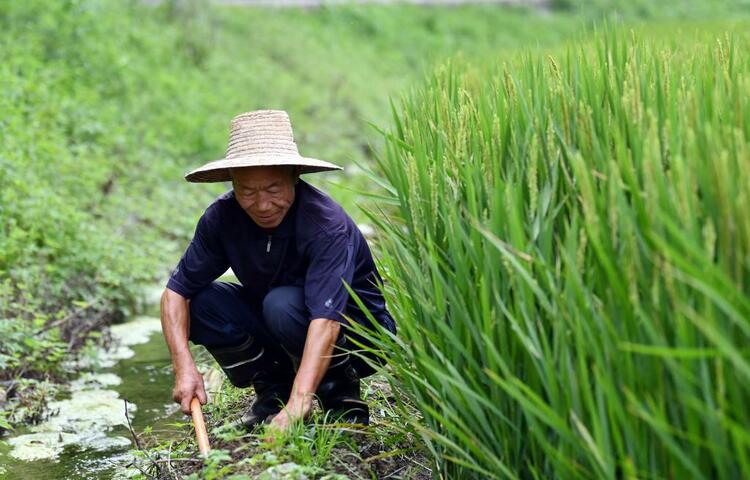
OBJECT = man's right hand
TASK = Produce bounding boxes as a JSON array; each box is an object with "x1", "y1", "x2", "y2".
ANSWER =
[
  {"x1": 172, "y1": 367, "x2": 207, "y2": 415},
  {"x1": 161, "y1": 288, "x2": 207, "y2": 415}
]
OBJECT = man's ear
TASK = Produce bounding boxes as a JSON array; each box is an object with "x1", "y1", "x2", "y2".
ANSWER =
[{"x1": 293, "y1": 166, "x2": 301, "y2": 184}]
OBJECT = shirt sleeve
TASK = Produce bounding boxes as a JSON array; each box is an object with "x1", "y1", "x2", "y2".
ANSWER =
[
  {"x1": 166, "y1": 209, "x2": 229, "y2": 299},
  {"x1": 304, "y1": 232, "x2": 355, "y2": 323}
]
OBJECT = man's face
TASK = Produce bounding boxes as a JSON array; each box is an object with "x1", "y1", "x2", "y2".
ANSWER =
[{"x1": 231, "y1": 166, "x2": 297, "y2": 229}]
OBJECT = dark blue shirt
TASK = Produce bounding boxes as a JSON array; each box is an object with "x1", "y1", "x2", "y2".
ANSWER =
[{"x1": 167, "y1": 180, "x2": 395, "y2": 333}]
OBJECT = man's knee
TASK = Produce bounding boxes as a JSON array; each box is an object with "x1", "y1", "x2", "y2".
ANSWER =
[
  {"x1": 188, "y1": 282, "x2": 254, "y2": 348},
  {"x1": 262, "y1": 286, "x2": 308, "y2": 348},
  {"x1": 189, "y1": 282, "x2": 231, "y2": 321}
]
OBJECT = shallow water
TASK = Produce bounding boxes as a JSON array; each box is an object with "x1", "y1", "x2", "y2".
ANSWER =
[{"x1": 0, "y1": 317, "x2": 179, "y2": 479}]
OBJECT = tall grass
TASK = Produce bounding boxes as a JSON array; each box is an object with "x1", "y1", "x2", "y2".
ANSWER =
[
  {"x1": 362, "y1": 28, "x2": 750, "y2": 479},
  {"x1": 0, "y1": 0, "x2": 581, "y2": 390}
]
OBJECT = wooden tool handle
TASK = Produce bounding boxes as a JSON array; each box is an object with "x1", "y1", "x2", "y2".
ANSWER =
[{"x1": 190, "y1": 397, "x2": 211, "y2": 455}]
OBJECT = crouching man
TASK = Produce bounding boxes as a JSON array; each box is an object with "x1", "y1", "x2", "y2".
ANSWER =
[{"x1": 160, "y1": 110, "x2": 396, "y2": 432}]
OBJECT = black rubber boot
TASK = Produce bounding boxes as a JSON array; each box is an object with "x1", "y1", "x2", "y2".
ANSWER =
[
  {"x1": 207, "y1": 336, "x2": 295, "y2": 430},
  {"x1": 315, "y1": 338, "x2": 369, "y2": 425}
]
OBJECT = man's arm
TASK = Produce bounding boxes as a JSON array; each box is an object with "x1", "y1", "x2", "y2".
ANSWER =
[
  {"x1": 271, "y1": 317, "x2": 341, "y2": 427},
  {"x1": 268, "y1": 230, "x2": 354, "y2": 432},
  {"x1": 160, "y1": 288, "x2": 207, "y2": 414}
]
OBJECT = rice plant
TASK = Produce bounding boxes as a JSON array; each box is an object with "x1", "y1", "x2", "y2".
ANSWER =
[{"x1": 359, "y1": 28, "x2": 750, "y2": 479}]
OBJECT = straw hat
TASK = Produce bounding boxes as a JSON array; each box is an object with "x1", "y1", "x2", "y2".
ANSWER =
[{"x1": 185, "y1": 110, "x2": 343, "y2": 183}]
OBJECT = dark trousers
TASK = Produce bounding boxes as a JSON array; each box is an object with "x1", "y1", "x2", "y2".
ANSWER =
[{"x1": 188, "y1": 281, "x2": 379, "y2": 378}]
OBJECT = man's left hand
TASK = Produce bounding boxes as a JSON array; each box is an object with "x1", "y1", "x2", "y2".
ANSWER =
[
  {"x1": 265, "y1": 318, "x2": 340, "y2": 442},
  {"x1": 266, "y1": 395, "x2": 313, "y2": 441}
]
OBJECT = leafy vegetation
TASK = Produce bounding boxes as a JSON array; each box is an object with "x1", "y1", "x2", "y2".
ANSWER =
[
  {"x1": 0, "y1": 0, "x2": 583, "y2": 428},
  {"x1": 553, "y1": 0, "x2": 750, "y2": 18},
  {"x1": 3, "y1": 0, "x2": 750, "y2": 478},
  {"x1": 362, "y1": 25, "x2": 750, "y2": 479},
  {"x1": 129, "y1": 370, "x2": 429, "y2": 479}
]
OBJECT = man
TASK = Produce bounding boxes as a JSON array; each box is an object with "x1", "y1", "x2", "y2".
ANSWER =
[{"x1": 160, "y1": 110, "x2": 395, "y2": 433}]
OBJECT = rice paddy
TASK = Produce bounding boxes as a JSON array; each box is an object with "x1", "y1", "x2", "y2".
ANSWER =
[
  {"x1": 3, "y1": 1, "x2": 750, "y2": 478},
  {"x1": 360, "y1": 25, "x2": 750, "y2": 479}
]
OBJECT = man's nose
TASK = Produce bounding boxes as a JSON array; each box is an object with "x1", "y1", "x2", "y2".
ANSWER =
[{"x1": 256, "y1": 195, "x2": 272, "y2": 212}]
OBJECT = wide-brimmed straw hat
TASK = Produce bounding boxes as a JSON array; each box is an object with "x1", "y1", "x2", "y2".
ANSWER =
[{"x1": 184, "y1": 109, "x2": 343, "y2": 183}]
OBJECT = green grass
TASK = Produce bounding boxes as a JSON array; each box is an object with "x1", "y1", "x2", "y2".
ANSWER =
[
  {"x1": 130, "y1": 369, "x2": 429, "y2": 479},
  {"x1": 3, "y1": 0, "x2": 750, "y2": 475},
  {"x1": 360, "y1": 24, "x2": 750, "y2": 479},
  {"x1": 0, "y1": 0, "x2": 585, "y2": 427},
  {"x1": 553, "y1": 0, "x2": 750, "y2": 18}
]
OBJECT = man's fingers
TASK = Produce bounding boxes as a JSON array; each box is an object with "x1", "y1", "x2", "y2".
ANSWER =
[
  {"x1": 264, "y1": 420, "x2": 280, "y2": 444},
  {"x1": 173, "y1": 373, "x2": 205, "y2": 412},
  {"x1": 180, "y1": 395, "x2": 192, "y2": 414},
  {"x1": 196, "y1": 385, "x2": 208, "y2": 405},
  {"x1": 271, "y1": 412, "x2": 288, "y2": 431}
]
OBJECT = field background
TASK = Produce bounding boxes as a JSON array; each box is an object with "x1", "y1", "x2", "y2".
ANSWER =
[
  {"x1": 0, "y1": 0, "x2": 586, "y2": 408},
  {"x1": 1, "y1": 0, "x2": 749, "y2": 478}
]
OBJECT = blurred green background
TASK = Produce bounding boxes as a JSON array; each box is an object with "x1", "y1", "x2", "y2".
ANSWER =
[
  {"x1": 1, "y1": 0, "x2": 748, "y2": 444},
  {"x1": 0, "y1": 0, "x2": 585, "y2": 389}
]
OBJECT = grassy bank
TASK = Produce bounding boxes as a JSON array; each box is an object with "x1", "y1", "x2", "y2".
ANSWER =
[
  {"x1": 129, "y1": 368, "x2": 430, "y2": 479},
  {"x1": 0, "y1": 0, "x2": 584, "y2": 431},
  {"x1": 365, "y1": 25, "x2": 750, "y2": 479},
  {"x1": 3, "y1": 0, "x2": 749, "y2": 477},
  {"x1": 553, "y1": 0, "x2": 750, "y2": 18},
  {"x1": 132, "y1": 16, "x2": 750, "y2": 480}
]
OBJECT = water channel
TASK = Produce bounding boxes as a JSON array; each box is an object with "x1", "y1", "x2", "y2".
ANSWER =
[{"x1": 0, "y1": 316, "x2": 179, "y2": 479}]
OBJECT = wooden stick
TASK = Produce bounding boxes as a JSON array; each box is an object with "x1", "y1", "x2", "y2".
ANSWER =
[{"x1": 190, "y1": 397, "x2": 211, "y2": 455}]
